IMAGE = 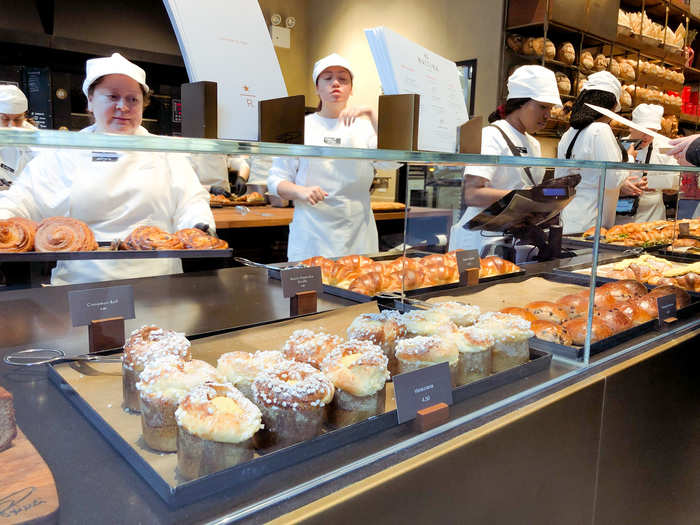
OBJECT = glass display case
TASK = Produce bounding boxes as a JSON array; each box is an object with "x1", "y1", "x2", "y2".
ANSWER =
[{"x1": 1, "y1": 128, "x2": 699, "y2": 519}]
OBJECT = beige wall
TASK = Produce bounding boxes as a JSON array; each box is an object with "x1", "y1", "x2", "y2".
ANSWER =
[{"x1": 304, "y1": 0, "x2": 505, "y2": 120}]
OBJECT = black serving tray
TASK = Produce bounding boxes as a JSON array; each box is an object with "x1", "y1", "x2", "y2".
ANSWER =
[
  {"x1": 47, "y1": 311, "x2": 550, "y2": 507},
  {"x1": 266, "y1": 251, "x2": 526, "y2": 304},
  {"x1": 562, "y1": 235, "x2": 667, "y2": 253},
  {"x1": 0, "y1": 241, "x2": 232, "y2": 261},
  {"x1": 402, "y1": 270, "x2": 700, "y2": 360}
]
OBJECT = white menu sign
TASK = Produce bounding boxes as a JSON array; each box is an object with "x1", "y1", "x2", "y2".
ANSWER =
[
  {"x1": 163, "y1": 0, "x2": 288, "y2": 140},
  {"x1": 365, "y1": 27, "x2": 468, "y2": 153}
]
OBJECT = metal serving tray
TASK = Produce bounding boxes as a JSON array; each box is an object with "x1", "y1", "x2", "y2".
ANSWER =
[
  {"x1": 47, "y1": 312, "x2": 550, "y2": 507},
  {"x1": 403, "y1": 271, "x2": 700, "y2": 360},
  {"x1": 266, "y1": 252, "x2": 526, "y2": 304}
]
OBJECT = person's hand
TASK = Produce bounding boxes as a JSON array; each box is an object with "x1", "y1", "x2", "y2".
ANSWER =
[
  {"x1": 210, "y1": 186, "x2": 231, "y2": 198},
  {"x1": 620, "y1": 176, "x2": 644, "y2": 196},
  {"x1": 297, "y1": 185, "x2": 328, "y2": 205},
  {"x1": 667, "y1": 135, "x2": 700, "y2": 166},
  {"x1": 193, "y1": 222, "x2": 219, "y2": 238},
  {"x1": 627, "y1": 144, "x2": 638, "y2": 161},
  {"x1": 338, "y1": 106, "x2": 373, "y2": 127},
  {"x1": 229, "y1": 175, "x2": 247, "y2": 197}
]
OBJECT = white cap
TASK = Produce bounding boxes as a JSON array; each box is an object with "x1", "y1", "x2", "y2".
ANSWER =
[
  {"x1": 581, "y1": 71, "x2": 622, "y2": 111},
  {"x1": 0, "y1": 85, "x2": 28, "y2": 114},
  {"x1": 312, "y1": 53, "x2": 354, "y2": 85},
  {"x1": 82, "y1": 53, "x2": 149, "y2": 96},
  {"x1": 632, "y1": 103, "x2": 664, "y2": 131},
  {"x1": 507, "y1": 65, "x2": 562, "y2": 107}
]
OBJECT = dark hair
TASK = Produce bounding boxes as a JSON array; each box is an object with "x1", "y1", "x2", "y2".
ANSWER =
[
  {"x1": 87, "y1": 75, "x2": 151, "y2": 108},
  {"x1": 569, "y1": 90, "x2": 616, "y2": 129},
  {"x1": 315, "y1": 68, "x2": 353, "y2": 111},
  {"x1": 488, "y1": 98, "x2": 530, "y2": 124}
]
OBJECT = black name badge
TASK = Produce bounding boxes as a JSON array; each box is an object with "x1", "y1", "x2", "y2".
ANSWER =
[
  {"x1": 455, "y1": 249, "x2": 480, "y2": 275},
  {"x1": 281, "y1": 266, "x2": 323, "y2": 298},
  {"x1": 393, "y1": 361, "x2": 453, "y2": 424},
  {"x1": 679, "y1": 222, "x2": 690, "y2": 237},
  {"x1": 656, "y1": 294, "x2": 677, "y2": 327},
  {"x1": 68, "y1": 285, "x2": 135, "y2": 327}
]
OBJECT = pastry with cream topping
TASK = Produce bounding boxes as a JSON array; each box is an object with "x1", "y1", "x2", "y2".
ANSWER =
[
  {"x1": 321, "y1": 340, "x2": 390, "y2": 428},
  {"x1": 217, "y1": 350, "x2": 292, "y2": 401},
  {"x1": 252, "y1": 361, "x2": 334, "y2": 449},
  {"x1": 455, "y1": 326, "x2": 494, "y2": 384},
  {"x1": 475, "y1": 312, "x2": 533, "y2": 373},
  {"x1": 175, "y1": 382, "x2": 262, "y2": 480},
  {"x1": 282, "y1": 329, "x2": 343, "y2": 369},
  {"x1": 401, "y1": 309, "x2": 455, "y2": 338},
  {"x1": 136, "y1": 357, "x2": 223, "y2": 452},
  {"x1": 346, "y1": 310, "x2": 406, "y2": 376},
  {"x1": 122, "y1": 325, "x2": 192, "y2": 412},
  {"x1": 395, "y1": 335, "x2": 459, "y2": 386}
]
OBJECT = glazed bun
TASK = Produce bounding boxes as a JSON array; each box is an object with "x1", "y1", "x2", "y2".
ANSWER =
[
  {"x1": 531, "y1": 320, "x2": 573, "y2": 345},
  {"x1": 598, "y1": 280, "x2": 648, "y2": 303},
  {"x1": 645, "y1": 285, "x2": 691, "y2": 309},
  {"x1": 525, "y1": 301, "x2": 569, "y2": 323},
  {"x1": 562, "y1": 318, "x2": 614, "y2": 345},
  {"x1": 615, "y1": 300, "x2": 655, "y2": 325},
  {"x1": 556, "y1": 293, "x2": 589, "y2": 319},
  {"x1": 577, "y1": 288, "x2": 618, "y2": 310},
  {"x1": 499, "y1": 307, "x2": 537, "y2": 323},
  {"x1": 594, "y1": 308, "x2": 634, "y2": 333}
]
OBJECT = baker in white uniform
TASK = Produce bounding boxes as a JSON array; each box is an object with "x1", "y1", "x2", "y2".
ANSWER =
[
  {"x1": 0, "y1": 53, "x2": 214, "y2": 285},
  {"x1": 268, "y1": 53, "x2": 379, "y2": 261},
  {"x1": 449, "y1": 65, "x2": 562, "y2": 253},
  {"x1": 556, "y1": 71, "x2": 644, "y2": 234},
  {"x1": 0, "y1": 84, "x2": 37, "y2": 184},
  {"x1": 616, "y1": 104, "x2": 678, "y2": 224}
]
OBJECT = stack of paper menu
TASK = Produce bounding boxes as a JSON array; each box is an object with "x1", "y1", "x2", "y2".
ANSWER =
[{"x1": 365, "y1": 27, "x2": 469, "y2": 153}]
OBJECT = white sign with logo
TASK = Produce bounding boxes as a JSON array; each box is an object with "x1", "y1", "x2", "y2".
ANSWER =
[{"x1": 164, "y1": 0, "x2": 288, "y2": 140}]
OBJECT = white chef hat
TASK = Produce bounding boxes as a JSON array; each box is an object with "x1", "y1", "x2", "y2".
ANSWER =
[
  {"x1": 82, "y1": 53, "x2": 149, "y2": 96},
  {"x1": 581, "y1": 71, "x2": 622, "y2": 112},
  {"x1": 312, "y1": 53, "x2": 354, "y2": 85},
  {"x1": 632, "y1": 103, "x2": 664, "y2": 131},
  {"x1": 0, "y1": 84, "x2": 28, "y2": 114},
  {"x1": 507, "y1": 65, "x2": 562, "y2": 107}
]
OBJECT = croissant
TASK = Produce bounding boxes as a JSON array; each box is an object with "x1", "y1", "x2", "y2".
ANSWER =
[
  {"x1": 120, "y1": 225, "x2": 183, "y2": 250},
  {"x1": 0, "y1": 217, "x2": 37, "y2": 252},
  {"x1": 175, "y1": 228, "x2": 229, "y2": 249},
  {"x1": 348, "y1": 271, "x2": 400, "y2": 296},
  {"x1": 35, "y1": 217, "x2": 98, "y2": 252}
]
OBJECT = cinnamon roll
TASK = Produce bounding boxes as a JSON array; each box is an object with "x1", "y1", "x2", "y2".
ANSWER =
[
  {"x1": 252, "y1": 362, "x2": 334, "y2": 449},
  {"x1": 321, "y1": 340, "x2": 389, "y2": 428},
  {"x1": 136, "y1": 357, "x2": 223, "y2": 452},
  {"x1": 120, "y1": 225, "x2": 184, "y2": 250},
  {"x1": 175, "y1": 228, "x2": 229, "y2": 249},
  {"x1": 122, "y1": 325, "x2": 192, "y2": 412},
  {"x1": 34, "y1": 217, "x2": 98, "y2": 252},
  {"x1": 0, "y1": 217, "x2": 37, "y2": 252},
  {"x1": 175, "y1": 382, "x2": 262, "y2": 480}
]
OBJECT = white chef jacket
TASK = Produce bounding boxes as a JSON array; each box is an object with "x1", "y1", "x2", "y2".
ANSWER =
[
  {"x1": 616, "y1": 141, "x2": 679, "y2": 224},
  {"x1": 555, "y1": 122, "x2": 628, "y2": 234},
  {"x1": 267, "y1": 113, "x2": 378, "y2": 262},
  {"x1": 0, "y1": 121, "x2": 37, "y2": 183},
  {"x1": 448, "y1": 120, "x2": 544, "y2": 252},
  {"x1": 0, "y1": 125, "x2": 215, "y2": 285}
]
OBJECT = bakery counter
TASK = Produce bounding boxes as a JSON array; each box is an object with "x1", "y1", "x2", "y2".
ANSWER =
[{"x1": 1, "y1": 260, "x2": 699, "y2": 524}]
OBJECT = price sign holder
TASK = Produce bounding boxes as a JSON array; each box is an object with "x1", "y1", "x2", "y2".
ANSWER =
[
  {"x1": 68, "y1": 285, "x2": 134, "y2": 353},
  {"x1": 415, "y1": 402, "x2": 450, "y2": 432},
  {"x1": 656, "y1": 294, "x2": 678, "y2": 328},
  {"x1": 290, "y1": 290, "x2": 318, "y2": 317},
  {"x1": 281, "y1": 266, "x2": 322, "y2": 317},
  {"x1": 88, "y1": 317, "x2": 125, "y2": 354},
  {"x1": 393, "y1": 362, "x2": 453, "y2": 429},
  {"x1": 455, "y1": 249, "x2": 481, "y2": 286}
]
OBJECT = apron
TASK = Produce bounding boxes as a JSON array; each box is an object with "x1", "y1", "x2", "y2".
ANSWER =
[
  {"x1": 287, "y1": 156, "x2": 377, "y2": 261},
  {"x1": 559, "y1": 127, "x2": 622, "y2": 234},
  {"x1": 448, "y1": 125, "x2": 539, "y2": 255},
  {"x1": 617, "y1": 144, "x2": 665, "y2": 224},
  {"x1": 50, "y1": 149, "x2": 181, "y2": 285},
  {"x1": 0, "y1": 123, "x2": 38, "y2": 183}
]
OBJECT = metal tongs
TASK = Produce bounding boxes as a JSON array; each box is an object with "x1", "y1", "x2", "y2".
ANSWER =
[
  {"x1": 234, "y1": 257, "x2": 304, "y2": 271},
  {"x1": 4, "y1": 348, "x2": 122, "y2": 367}
]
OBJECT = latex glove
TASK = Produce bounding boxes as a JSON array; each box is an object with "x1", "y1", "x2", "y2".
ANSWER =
[
  {"x1": 620, "y1": 176, "x2": 645, "y2": 196},
  {"x1": 667, "y1": 135, "x2": 700, "y2": 166},
  {"x1": 210, "y1": 186, "x2": 231, "y2": 198},
  {"x1": 193, "y1": 223, "x2": 219, "y2": 238},
  {"x1": 230, "y1": 174, "x2": 247, "y2": 197}
]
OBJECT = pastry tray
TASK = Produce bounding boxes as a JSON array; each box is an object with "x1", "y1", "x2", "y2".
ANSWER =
[
  {"x1": 401, "y1": 271, "x2": 700, "y2": 361},
  {"x1": 209, "y1": 200, "x2": 267, "y2": 208},
  {"x1": 0, "y1": 241, "x2": 233, "y2": 261},
  {"x1": 47, "y1": 304, "x2": 550, "y2": 507},
  {"x1": 562, "y1": 234, "x2": 668, "y2": 253},
  {"x1": 266, "y1": 251, "x2": 526, "y2": 303}
]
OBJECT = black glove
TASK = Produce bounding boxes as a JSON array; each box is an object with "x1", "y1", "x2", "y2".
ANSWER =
[
  {"x1": 686, "y1": 137, "x2": 700, "y2": 167},
  {"x1": 193, "y1": 223, "x2": 219, "y2": 238},
  {"x1": 230, "y1": 174, "x2": 247, "y2": 197},
  {"x1": 210, "y1": 186, "x2": 231, "y2": 198}
]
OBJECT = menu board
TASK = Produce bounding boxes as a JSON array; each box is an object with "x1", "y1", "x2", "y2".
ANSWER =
[{"x1": 365, "y1": 27, "x2": 468, "y2": 153}]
